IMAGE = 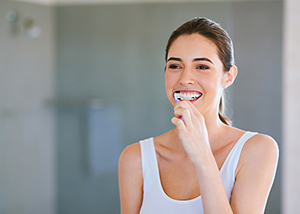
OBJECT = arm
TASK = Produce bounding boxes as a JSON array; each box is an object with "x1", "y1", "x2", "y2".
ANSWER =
[
  {"x1": 194, "y1": 133, "x2": 278, "y2": 214},
  {"x1": 172, "y1": 101, "x2": 279, "y2": 213},
  {"x1": 231, "y1": 134, "x2": 279, "y2": 213},
  {"x1": 172, "y1": 101, "x2": 233, "y2": 213},
  {"x1": 118, "y1": 143, "x2": 143, "y2": 214}
]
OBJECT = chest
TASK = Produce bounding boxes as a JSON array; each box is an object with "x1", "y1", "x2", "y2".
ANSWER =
[
  {"x1": 156, "y1": 143, "x2": 235, "y2": 200},
  {"x1": 158, "y1": 157, "x2": 200, "y2": 200}
]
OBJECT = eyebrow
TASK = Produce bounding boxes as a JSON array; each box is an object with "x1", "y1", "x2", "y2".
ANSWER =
[{"x1": 167, "y1": 57, "x2": 214, "y2": 65}]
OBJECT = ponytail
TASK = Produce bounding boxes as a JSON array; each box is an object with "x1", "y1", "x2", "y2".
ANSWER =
[{"x1": 218, "y1": 94, "x2": 231, "y2": 126}]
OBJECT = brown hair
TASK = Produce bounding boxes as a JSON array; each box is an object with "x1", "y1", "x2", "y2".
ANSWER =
[{"x1": 165, "y1": 17, "x2": 235, "y2": 125}]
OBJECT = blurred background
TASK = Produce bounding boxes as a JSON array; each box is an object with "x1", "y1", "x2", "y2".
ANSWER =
[{"x1": 0, "y1": 0, "x2": 299, "y2": 213}]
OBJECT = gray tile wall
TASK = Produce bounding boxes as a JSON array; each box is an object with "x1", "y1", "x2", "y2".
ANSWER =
[
  {"x1": 56, "y1": 2, "x2": 282, "y2": 213},
  {"x1": 0, "y1": 1, "x2": 282, "y2": 213},
  {"x1": 0, "y1": 1, "x2": 56, "y2": 213}
]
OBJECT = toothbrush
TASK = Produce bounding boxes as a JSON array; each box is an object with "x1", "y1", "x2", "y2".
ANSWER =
[
  {"x1": 174, "y1": 92, "x2": 184, "y2": 121},
  {"x1": 174, "y1": 91, "x2": 181, "y2": 103}
]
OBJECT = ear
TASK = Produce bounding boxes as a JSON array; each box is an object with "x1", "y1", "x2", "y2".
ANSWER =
[{"x1": 223, "y1": 65, "x2": 238, "y2": 89}]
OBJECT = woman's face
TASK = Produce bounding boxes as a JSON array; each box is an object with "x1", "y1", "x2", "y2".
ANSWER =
[{"x1": 165, "y1": 33, "x2": 228, "y2": 116}]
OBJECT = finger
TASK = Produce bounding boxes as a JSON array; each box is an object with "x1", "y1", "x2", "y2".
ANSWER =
[
  {"x1": 171, "y1": 117, "x2": 187, "y2": 131},
  {"x1": 182, "y1": 100, "x2": 204, "y2": 122},
  {"x1": 174, "y1": 101, "x2": 198, "y2": 125},
  {"x1": 173, "y1": 104, "x2": 194, "y2": 127}
]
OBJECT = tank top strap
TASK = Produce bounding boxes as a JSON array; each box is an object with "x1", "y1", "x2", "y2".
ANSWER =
[
  {"x1": 223, "y1": 131, "x2": 258, "y2": 175},
  {"x1": 219, "y1": 131, "x2": 258, "y2": 200},
  {"x1": 139, "y1": 137, "x2": 158, "y2": 193}
]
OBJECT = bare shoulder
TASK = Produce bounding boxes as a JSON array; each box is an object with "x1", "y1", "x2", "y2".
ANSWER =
[
  {"x1": 237, "y1": 133, "x2": 279, "y2": 173},
  {"x1": 244, "y1": 133, "x2": 279, "y2": 158},
  {"x1": 232, "y1": 133, "x2": 279, "y2": 212},
  {"x1": 119, "y1": 143, "x2": 143, "y2": 213},
  {"x1": 119, "y1": 142, "x2": 142, "y2": 172}
]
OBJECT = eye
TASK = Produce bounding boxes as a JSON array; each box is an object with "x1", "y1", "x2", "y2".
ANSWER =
[
  {"x1": 196, "y1": 65, "x2": 209, "y2": 70},
  {"x1": 168, "y1": 64, "x2": 181, "y2": 69}
]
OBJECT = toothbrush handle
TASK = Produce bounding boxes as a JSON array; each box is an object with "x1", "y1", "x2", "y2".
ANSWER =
[{"x1": 175, "y1": 98, "x2": 184, "y2": 121}]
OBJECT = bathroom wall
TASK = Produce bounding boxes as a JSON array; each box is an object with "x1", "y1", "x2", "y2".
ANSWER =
[
  {"x1": 231, "y1": 2, "x2": 282, "y2": 214},
  {"x1": 283, "y1": 0, "x2": 300, "y2": 213},
  {"x1": 0, "y1": 1, "x2": 56, "y2": 214},
  {"x1": 55, "y1": 1, "x2": 282, "y2": 213},
  {"x1": 55, "y1": 2, "x2": 234, "y2": 213},
  {"x1": 0, "y1": 0, "x2": 282, "y2": 213}
]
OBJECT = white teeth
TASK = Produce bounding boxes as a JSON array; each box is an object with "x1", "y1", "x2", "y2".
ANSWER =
[{"x1": 175, "y1": 92, "x2": 202, "y2": 101}]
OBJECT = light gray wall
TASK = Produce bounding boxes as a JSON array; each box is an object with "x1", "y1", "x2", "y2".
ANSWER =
[
  {"x1": 282, "y1": 0, "x2": 300, "y2": 212},
  {"x1": 55, "y1": 2, "x2": 234, "y2": 214},
  {"x1": 0, "y1": 1, "x2": 56, "y2": 214},
  {"x1": 231, "y1": 2, "x2": 282, "y2": 213},
  {"x1": 0, "y1": 1, "x2": 282, "y2": 214},
  {"x1": 55, "y1": 1, "x2": 282, "y2": 214}
]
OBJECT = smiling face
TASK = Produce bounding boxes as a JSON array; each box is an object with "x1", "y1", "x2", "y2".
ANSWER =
[{"x1": 165, "y1": 33, "x2": 229, "y2": 116}]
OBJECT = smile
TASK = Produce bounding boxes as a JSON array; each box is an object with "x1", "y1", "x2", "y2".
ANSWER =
[{"x1": 174, "y1": 91, "x2": 202, "y2": 101}]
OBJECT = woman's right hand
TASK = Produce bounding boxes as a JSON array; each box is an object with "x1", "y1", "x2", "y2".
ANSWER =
[{"x1": 171, "y1": 100, "x2": 211, "y2": 165}]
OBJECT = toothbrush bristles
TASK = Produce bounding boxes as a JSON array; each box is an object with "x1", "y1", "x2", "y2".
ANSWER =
[{"x1": 174, "y1": 92, "x2": 180, "y2": 100}]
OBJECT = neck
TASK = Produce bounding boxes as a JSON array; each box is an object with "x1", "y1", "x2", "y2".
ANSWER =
[
  {"x1": 202, "y1": 109, "x2": 231, "y2": 152},
  {"x1": 206, "y1": 110, "x2": 226, "y2": 131}
]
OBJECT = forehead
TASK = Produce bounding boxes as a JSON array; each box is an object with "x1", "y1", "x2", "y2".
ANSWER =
[{"x1": 167, "y1": 34, "x2": 219, "y2": 59}]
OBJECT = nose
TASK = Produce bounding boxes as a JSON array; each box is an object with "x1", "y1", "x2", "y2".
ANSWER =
[{"x1": 179, "y1": 67, "x2": 196, "y2": 86}]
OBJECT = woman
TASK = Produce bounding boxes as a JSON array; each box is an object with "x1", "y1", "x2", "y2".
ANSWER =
[{"x1": 118, "y1": 17, "x2": 279, "y2": 214}]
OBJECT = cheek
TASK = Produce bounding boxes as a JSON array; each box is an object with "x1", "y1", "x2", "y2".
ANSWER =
[
  {"x1": 165, "y1": 72, "x2": 177, "y2": 90},
  {"x1": 221, "y1": 73, "x2": 229, "y2": 88},
  {"x1": 200, "y1": 75, "x2": 224, "y2": 98},
  {"x1": 165, "y1": 72, "x2": 178, "y2": 104},
  {"x1": 200, "y1": 75, "x2": 219, "y2": 90}
]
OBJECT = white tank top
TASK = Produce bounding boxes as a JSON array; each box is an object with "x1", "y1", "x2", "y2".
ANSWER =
[{"x1": 139, "y1": 131, "x2": 257, "y2": 214}]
